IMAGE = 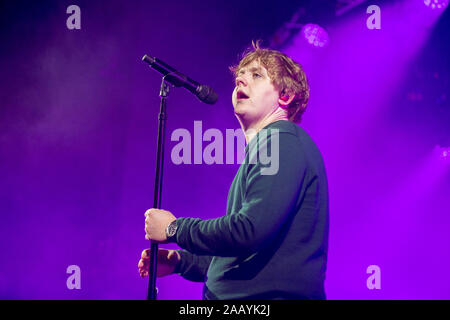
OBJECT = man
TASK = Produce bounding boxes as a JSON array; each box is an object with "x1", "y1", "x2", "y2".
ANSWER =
[{"x1": 138, "y1": 41, "x2": 329, "y2": 300}]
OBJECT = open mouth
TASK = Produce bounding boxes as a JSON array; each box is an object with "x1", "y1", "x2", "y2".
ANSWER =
[{"x1": 237, "y1": 90, "x2": 249, "y2": 100}]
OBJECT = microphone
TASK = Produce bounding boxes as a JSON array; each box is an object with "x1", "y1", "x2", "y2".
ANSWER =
[{"x1": 142, "y1": 54, "x2": 218, "y2": 105}]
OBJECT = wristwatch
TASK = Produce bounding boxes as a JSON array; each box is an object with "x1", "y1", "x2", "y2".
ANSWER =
[{"x1": 165, "y1": 219, "x2": 178, "y2": 243}]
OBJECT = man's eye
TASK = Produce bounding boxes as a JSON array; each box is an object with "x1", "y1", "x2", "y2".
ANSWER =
[{"x1": 253, "y1": 73, "x2": 261, "y2": 78}]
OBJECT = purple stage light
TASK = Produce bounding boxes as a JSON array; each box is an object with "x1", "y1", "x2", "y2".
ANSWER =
[
  {"x1": 302, "y1": 23, "x2": 329, "y2": 48},
  {"x1": 424, "y1": 0, "x2": 448, "y2": 10},
  {"x1": 435, "y1": 145, "x2": 450, "y2": 160}
]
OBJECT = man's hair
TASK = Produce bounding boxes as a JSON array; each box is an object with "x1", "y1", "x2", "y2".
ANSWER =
[{"x1": 230, "y1": 40, "x2": 310, "y2": 124}]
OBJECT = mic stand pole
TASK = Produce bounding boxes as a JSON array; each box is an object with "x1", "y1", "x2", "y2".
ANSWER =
[{"x1": 147, "y1": 77, "x2": 170, "y2": 300}]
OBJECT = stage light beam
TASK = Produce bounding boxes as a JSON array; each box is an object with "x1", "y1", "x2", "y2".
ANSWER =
[
  {"x1": 424, "y1": 0, "x2": 448, "y2": 10},
  {"x1": 302, "y1": 24, "x2": 329, "y2": 48}
]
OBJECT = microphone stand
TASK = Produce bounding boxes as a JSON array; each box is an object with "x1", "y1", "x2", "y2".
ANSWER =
[
  {"x1": 142, "y1": 52, "x2": 216, "y2": 299},
  {"x1": 147, "y1": 77, "x2": 170, "y2": 300}
]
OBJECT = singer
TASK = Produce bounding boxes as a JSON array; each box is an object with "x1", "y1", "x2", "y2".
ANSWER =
[{"x1": 139, "y1": 41, "x2": 329, "y2": 300}]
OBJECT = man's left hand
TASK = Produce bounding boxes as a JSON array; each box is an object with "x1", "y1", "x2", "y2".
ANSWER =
[{"x1": 144, "y1": 208, "x2": 176, "y2": 243}]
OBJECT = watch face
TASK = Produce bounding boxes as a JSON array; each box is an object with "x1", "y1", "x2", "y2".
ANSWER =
[
  {"x1": 167, "y1": 220, "x2": 177, "y2": 237},
  {"x1": 168, "y1": 225, "x2": 175, "y2": 237}
]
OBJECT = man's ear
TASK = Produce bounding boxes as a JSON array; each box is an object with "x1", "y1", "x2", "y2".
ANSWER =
[{"x1": 278, "y1": 93, "x2": 295, "y2": 107}]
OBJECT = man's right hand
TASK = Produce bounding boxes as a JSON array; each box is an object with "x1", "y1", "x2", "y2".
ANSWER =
[{"x1": 138, "y1": 248, "x2": 180, "y2": 278}]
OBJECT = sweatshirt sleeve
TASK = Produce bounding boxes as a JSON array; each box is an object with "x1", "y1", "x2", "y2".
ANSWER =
[
  {"x1": 174, "y1": 250, "x2": 213, "y2": 282},
  {"x1": 174, "y1": 131, "x2": 308, "y2": 257}
]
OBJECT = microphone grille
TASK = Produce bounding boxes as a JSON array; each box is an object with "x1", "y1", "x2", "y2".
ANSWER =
[{"x1": 196, "y1": 85, "x2": 218, "y2": 105}]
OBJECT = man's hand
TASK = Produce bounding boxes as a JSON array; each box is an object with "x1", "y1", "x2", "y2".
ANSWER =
[
  {"x1": 138, "y1": 248, "x2": 180, "y2": 278},
  {"x1": 144, "y1": 208, "x2": 176, "y2": 243}
]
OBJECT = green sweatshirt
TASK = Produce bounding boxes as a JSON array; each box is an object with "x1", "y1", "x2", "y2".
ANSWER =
[{"x1": 173, "y1": 120, "x2": 329, "y2": 300}]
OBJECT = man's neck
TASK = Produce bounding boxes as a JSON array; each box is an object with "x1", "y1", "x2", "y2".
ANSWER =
[{"x1": 238, "y1": 109, "x2": 289, "y2": 144}]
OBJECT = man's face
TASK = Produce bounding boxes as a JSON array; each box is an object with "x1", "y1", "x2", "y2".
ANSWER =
[{"x1": 232, "y1": 60, "x2": 280, "y2": 123}]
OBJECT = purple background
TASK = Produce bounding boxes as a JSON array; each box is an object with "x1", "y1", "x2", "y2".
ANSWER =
[{"x1": 0, "y1": 0, "x2": 449, "y2": 299}]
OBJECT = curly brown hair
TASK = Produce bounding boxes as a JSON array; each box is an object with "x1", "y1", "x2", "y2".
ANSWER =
[{"x1": 230, "y1": 40, "x2": 310, "y2": 124}]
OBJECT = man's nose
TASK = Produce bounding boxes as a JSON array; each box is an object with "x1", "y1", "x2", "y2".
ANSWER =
[{"x1": 235, "y1": 75, "x2": 247, "y2": 87}]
